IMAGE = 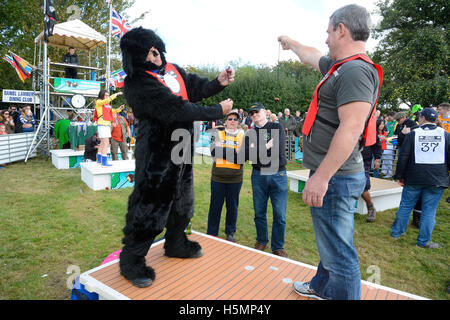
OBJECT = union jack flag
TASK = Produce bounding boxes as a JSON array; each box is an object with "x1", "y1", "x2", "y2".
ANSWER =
[{"x1": 111, "y1": 7, "x2": 132, "y2": 39}]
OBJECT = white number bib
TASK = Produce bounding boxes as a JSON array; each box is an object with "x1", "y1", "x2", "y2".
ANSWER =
[{"x1": 414, "y1": 127, "x2": 445, "y2": 164}]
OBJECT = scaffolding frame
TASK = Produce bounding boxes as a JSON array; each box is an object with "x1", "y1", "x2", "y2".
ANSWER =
[{"x1": 25, "y1": 15, "x2": 108, "y2": 162}]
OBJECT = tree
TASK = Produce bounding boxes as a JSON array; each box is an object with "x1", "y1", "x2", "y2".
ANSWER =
[
  {"x1": 0, "y1": 0, "x2": 134, "y2": 95},
  {"x1": 372, "y1": 0, "x2": 449, "y2": 109}
]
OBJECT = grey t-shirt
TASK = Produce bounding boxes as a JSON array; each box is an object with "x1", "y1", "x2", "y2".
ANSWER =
[{"x1": 302, "y1": 55, "x2": 380, "y2": 175}]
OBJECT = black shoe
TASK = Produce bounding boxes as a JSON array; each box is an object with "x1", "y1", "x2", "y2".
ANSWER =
[{"x1": 226, "y1": 233, "x2": 236, "y2": 242}]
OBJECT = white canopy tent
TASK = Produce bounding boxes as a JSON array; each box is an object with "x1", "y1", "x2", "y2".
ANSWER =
[{"x1": 34, "y1": 19, "x2": 107, "y2": 51}]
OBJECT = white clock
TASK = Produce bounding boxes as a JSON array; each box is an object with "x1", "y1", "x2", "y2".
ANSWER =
[{"x1": 71, "y1": 94, "x2": 86, "y2": 108}]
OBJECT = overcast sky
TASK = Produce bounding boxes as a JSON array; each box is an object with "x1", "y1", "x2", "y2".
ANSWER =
[{"x1": 125, "y1": 0, "x2": 381, "y2": 69}]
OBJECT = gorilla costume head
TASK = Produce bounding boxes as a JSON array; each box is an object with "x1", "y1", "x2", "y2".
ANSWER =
[{"x1": 120, "y1": 27, "x2": 167, "y2": 77}]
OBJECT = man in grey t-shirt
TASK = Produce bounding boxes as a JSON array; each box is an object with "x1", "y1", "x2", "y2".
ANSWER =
[
  {"x1": 302, "y1": 56, "x2": 379, "y2": 175},
  {"x1": 278, "y1": 4, "x2": 381, "y2": 300}
]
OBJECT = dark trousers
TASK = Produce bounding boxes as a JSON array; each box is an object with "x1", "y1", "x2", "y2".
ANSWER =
[
  {"x1": 65, "y1": 68, "x2": 77, "y2": 79},
  {"x1": 207, "y1": 180, "x2": 243, "y2": 236}
]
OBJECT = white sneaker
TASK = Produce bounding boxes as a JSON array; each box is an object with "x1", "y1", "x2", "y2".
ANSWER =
[{"x1": 292, "y1": 281, "x2": 325, "y2": 300}]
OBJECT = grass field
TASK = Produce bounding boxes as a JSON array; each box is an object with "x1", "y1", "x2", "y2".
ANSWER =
[{"x1": 0, "y1": 155, "x2": 448, "y2": 300}]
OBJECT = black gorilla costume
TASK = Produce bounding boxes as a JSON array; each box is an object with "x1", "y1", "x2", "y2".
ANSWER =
[{"x1": 119, "y1": 27, "x2": 226, "y2": 287}]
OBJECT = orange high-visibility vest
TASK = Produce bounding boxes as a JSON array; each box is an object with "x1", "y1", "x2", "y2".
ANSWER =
[
  {"x1": 302, "y1": 54, "x2": 383, "y2": 147},
  {"x1": 215, "y1": 130, "x2": 244, "y2": 170},
  {"x1": 438, "y1": 114, "x2": 450, "y2": 133},
  {"x1": 146, "y1": 63, "x2": 189, "y2": 101}
]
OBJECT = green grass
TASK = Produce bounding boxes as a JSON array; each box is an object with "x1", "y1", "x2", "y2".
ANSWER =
[{"x1": 0, "y1": 156, "x2": 448, "y2": 300}]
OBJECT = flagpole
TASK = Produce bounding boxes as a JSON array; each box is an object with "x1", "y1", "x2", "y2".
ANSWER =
[
  {"x1": 43, "y1": 0, "x2": 50, "y2": 154},
  {"x1": 106, "y1": 0, "x2": 112, "y2": 90},
  {"x1": 27, "y1": 0, "x2": 47, "y2": 163}
]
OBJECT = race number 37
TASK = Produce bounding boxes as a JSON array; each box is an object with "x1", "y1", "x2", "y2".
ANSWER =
[{"x1": 415, "y1": 132, "x2": 445, "y2": 164}]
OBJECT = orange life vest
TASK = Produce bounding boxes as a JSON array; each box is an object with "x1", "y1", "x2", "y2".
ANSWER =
[
  {"x1": 146, "y1": 63, "x2": 189, "y2": 101},
  {"x1": 92, "y1": 103, "x2": 113, "y2": 122},
  {"x1": 302, "y1": 54, "x2": 383, "y2": 147}
]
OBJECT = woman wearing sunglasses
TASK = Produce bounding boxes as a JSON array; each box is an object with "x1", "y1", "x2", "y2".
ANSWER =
[{"x1": 207, "y1": 109, "x2": 245, "y2": 242}]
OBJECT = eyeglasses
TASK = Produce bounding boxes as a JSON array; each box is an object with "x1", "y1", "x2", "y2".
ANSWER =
[{"x1": 227, "y1": 118, "x2": 238, "y2": 121}]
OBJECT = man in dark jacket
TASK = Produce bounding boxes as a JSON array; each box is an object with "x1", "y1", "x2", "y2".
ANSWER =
[
  {"x1": 118, "y1": 27, "x2": 234, "y2": 288},
  {"x1": 279, "y1": 108, "x2": 298, "y2": 134},
  {"x1": 394, "y1": 111, "x2": 423, "y2": 226},
  {"x1": 391, "y1": 108, "x2": 450, "y2": 248},
  {"x1": 212, "y1": 103, "x2": 288, "y2": 257},
  {"x1": 84, "y1": 132, "x2": 99, "y2": 162},
  {"x1": 62, "y1": 47, "x2": 80, "y2": 79}
]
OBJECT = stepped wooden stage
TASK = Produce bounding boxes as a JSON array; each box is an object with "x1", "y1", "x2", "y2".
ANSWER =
[{"x1": 79, "y1": 231, "x2": 427, "y2": 300}]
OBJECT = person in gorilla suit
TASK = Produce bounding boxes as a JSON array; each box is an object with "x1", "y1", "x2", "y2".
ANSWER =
[{"x1": 119, "y1": 27, "x2": 234, "y2": 288}]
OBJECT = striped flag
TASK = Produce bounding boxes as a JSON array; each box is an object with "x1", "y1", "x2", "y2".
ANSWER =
[
  {"x1": 111, "y1": 7, "x2": 132, "y2": 39},
  {"x1": 110, "y1": 68, "x2": 127, "y2": 88},
  {"x1": 3, "y1": 54, "x2": 32, "y2": 83}
]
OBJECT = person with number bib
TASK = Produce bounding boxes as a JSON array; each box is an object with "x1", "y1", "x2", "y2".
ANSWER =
[
  {"x1": 278, "y1": 4, "x2": 382, "y2": 300},
  {"x1": 207, "y1": 109, "x2": 245, "y2": 242},
  {"x1": 391, "y1": 108, "x2": 449, "y2": 248}
]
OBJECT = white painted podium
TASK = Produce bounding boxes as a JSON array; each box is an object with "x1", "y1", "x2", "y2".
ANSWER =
[
  {"x1": 81, "y1": 160, "x2": 136, "y2": 191},
  {"x1": 50, "y1": 148, "x2": 133, "y2": 169},
  {"x1": 287, "y1": 169, "x2": 403, "y2": 214},
  {"x1": 50, "y1": 149, "x2": 85, "y2": 169}
]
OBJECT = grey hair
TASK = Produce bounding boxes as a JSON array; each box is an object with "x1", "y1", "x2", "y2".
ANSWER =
[{"x1": 330, "y1": 4, "x2": 371, "y2": 42}]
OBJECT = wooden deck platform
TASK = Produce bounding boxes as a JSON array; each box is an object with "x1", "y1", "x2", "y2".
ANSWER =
[{"x1": 79, "y1": 231, "x2": 427, "y2": 300}]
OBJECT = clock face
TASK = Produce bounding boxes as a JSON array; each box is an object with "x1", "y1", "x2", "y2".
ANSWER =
[{"x1": 71, "y1": 94, "x2": 85, "y2": 108}]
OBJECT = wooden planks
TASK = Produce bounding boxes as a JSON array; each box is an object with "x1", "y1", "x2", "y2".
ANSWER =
[{"x1": 81, "y1": 232, "x2": 425, "y2": 300}]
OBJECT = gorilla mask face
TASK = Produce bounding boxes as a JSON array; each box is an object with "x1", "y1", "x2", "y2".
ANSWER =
[{"x1": 120, "y1": 27, "x2": 167, "y2": 77}]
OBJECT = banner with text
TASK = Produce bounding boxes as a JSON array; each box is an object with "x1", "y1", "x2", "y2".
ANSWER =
[
  {"x1": 2, "y1": 89, "x2": 40, "y2": 104},
  {"x1": 54, "y1": 78, "x2": 101, "y2": 95}
]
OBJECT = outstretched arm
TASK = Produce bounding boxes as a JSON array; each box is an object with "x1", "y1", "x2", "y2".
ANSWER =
[
  {"x1": 124, "y1": 73, "x2": 232, "y2": 123},
  {"x1": 175, "y1": 64, "x2": 234, "y2": 103},
  {"x1": 278, "y1": 35, "x2": 323, "y2": 72}
]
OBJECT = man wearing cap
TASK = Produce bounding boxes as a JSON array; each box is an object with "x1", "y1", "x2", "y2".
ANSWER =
[
  {"x1": 118, "y1": 27, "x2": 234, "y2": 288},
  {"x1": 279, "y1": 4, "x2": 382, "y2": 300},
  {"x1": 214, "y1": 102, "x2": 289, "y2": 257},
  {"x1": 391, "y1": 108, "x2": 449, "y2": 248},
  {"x1": 246, "y1": 103, "x2": 288, "y2": 258}
]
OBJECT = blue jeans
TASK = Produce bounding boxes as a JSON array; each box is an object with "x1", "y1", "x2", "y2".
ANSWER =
[
  {"x1": 391, "y1": 185, "x2": 444, "y2": 246},
  {"x1": 207, "y1": 180, "x2": 243, "y2": 236},
  {"x1": 251, "y1": 169, "x2": 288, "y2": 252},
  {"x1": 309, "y1": 171, "x2": 365, "y2": 300}
]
